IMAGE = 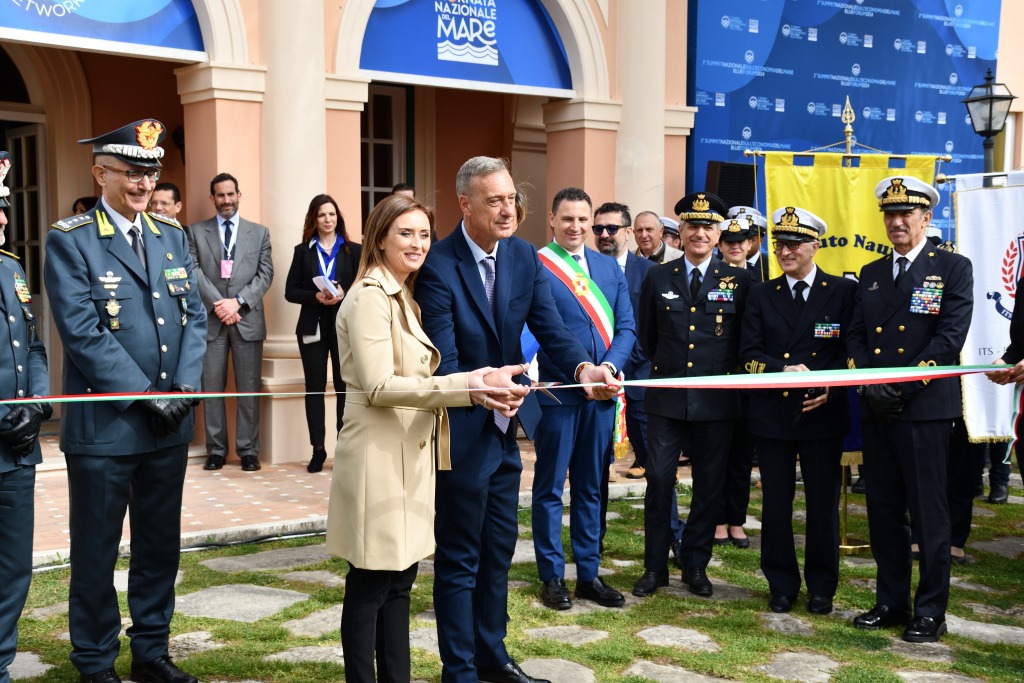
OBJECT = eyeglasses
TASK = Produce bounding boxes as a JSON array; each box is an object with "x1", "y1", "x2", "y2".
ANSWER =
[
  {"x1": 773, "y1": 240, "x2": 807, "y2": 253},
  {"x1": 592, "y1": 224, "x2": 625, "y2": 236},
  {"x1": 100, "y1": 165, "x2": 161, "y2": 183}
]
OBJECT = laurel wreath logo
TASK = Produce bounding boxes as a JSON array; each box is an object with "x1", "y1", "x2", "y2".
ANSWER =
[{"x1": 1004, "y1": 239, "x2": 1018, "y2": 299}]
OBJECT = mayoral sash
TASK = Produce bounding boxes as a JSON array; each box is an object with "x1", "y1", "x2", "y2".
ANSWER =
[{"x1": 538, "y1": 242, "x2": 615, "y2": 349}]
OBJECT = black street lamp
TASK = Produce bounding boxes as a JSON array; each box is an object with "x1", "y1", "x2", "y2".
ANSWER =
[{"x1": 962, "y1": 68, "x2": 1016, "y2": 173}]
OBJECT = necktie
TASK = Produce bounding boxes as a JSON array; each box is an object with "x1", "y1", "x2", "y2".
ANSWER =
[
  {"x1": 894, "y1": 256, "x2": 908, "y2": 288},
  {"x1": 129, "y1": 225, "x2": 146, "y2": 272},
  {"x1": 481, "y1": 256, "x2": 509, "y2": 433},
  {"x1": 793, "y1": 281, "x2": 808, "y2": 312},
  {"x1": 689, "y1": 268, "x2": 702, "y2": 300},
  {"x1": 223, "y1": 219, "x2": 234, "y2": 259}
]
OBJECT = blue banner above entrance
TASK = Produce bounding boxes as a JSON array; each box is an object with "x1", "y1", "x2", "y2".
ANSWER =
[
  {"x1": 0, "y1": 0, "x2": 204, "y2": 58},
  {"x1": 360, "y1": 0, "x2": 573, "y2": 96}
]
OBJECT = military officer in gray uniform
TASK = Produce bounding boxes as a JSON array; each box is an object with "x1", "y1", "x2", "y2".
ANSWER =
[
  {"x1": 0, "y1": 151, "x2": 51, "y2": 683},
  {"x1": 633, "y1": 191, "x2": 750, "y2": 599},
  {"x1": 44, "y1": 120, "x2": 207, "y2": 683},
  {"x1": 848, "y1": 176, "x2": 973, "y2": 644}
]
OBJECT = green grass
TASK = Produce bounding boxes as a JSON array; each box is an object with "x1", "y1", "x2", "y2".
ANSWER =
[{"x1": 17, "y1": 478, "x2": 1024, "y2": 682}]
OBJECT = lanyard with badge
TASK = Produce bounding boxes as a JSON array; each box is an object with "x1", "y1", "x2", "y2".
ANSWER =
[
  {"x1": 220, "y1": 218, "x2": 237, "y2": 279},
  {"x1": 316, "y1": 243, "x2": 337, "y2": 283}
]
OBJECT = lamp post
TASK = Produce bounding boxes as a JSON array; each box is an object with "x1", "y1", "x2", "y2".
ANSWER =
[{"x1": 962, "y1": 68, "x2": 1016, "y2": 174}]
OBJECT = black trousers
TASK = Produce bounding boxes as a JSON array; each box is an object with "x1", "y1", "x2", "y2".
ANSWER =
[
  {"x1": 645, "y1": 415, "x2": 733, "y2": 571},
  {"x1": 297, "y1": 323, "x2": 344, "y2": 449},
  {"x1": 757, "y1": 436, "x2": 842, "y2": 599},
  {"x1": 862, "y1": 419, "x2": 952, "y2": 618},
  {"x1": 341, "y1": 563, "x2": 418, "y2": 683}
]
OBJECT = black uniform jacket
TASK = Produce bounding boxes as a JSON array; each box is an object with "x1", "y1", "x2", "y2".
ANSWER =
[
  {"x1": 639, "y1": 256, "x2": 750, "y2": 421},
  {"x1": 284, "y1": 239, "x2": 362, "y2": 337},
  {"x1": 740, "y1": 269, "x2": 856, "y2": 440},
  {"x1": 847, "y1": 247, "x2": 973, "y2": 421}
]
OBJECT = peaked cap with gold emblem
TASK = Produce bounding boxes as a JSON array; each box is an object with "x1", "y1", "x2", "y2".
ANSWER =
[
  {"x1": 719, "y1": 218, "x2": 755, "y2": 242},
  {"x1": 674, "y1": 191, "x2": 728, "y2": 226},
  {"x1": 727, "y1": 205, "x2": 767, "y2": 235},
  {"x1": 875, "y1": 175, "x2": 939, "y2": 212},
  {"x1": 79, "y1": 119, "x2": 166, "y2": 168},
  {"x1": 770, "y1": 206, "x2": 827, "y2": 242}
]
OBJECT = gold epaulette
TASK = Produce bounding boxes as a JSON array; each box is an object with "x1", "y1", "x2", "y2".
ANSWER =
[
  {"x1": 51, "y1": 214, "x2": 93, "y2": 232},
  {"x1": 0, "y1": 248, "x2": 20, "y2": 260},
  {"x1": 847, "y1": 358, "x2": 857, "y2": 370},
  {"x1": 918, "y1": 359, "x2": 936, "y2": 385}
]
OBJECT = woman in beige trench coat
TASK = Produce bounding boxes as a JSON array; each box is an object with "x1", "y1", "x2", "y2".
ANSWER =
[{"x1": 326, "y1": 194, "x2": 527, "y2": 683}]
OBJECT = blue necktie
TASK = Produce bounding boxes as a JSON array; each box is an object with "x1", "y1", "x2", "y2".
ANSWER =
[{"x1": 481, "y1": 256, "x2": 509, "y2": 433}]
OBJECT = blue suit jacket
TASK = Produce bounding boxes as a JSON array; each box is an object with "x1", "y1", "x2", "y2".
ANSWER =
[
  {"x1": 622, "y1": 251, "x2": 654, "y2": 401},
  {"x1": 45, "y1": 204, "x2": 208, "y2": 455},
  {"x1": 414, "y1": 227, "x2": 590, "y2": 473},
  {"x1": 535, "y1": 246, "x2": 635, "y2": 406}
]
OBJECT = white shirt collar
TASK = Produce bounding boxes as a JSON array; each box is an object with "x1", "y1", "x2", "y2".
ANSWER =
[
  {"x1": 684, "y1": 256, "x2": 711, "y2": 279},
  {"x1": 616, "y1": 251, "x2": 628, "y2": 271},
  {"x1": 461, "y1": 221, "x2": 497, "y2": 262},
  {"x1": 895, "y1": 238, "x2": 928, "y2": 269},
  {"x1": 785, "y1": 264, "x2": 818, "y2": 291},
  {"x1": 99, "y1": 196, "x2": 142, "y2": 240}
]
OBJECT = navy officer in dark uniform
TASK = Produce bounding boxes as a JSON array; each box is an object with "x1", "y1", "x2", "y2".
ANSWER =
[
  {"x1": 847, "y1": 176, "x2": 972, "y2": 643},
  {"x1": 740, "y1": 206, "x2": 855, "y2": 615},
  {"x1": 633, "y1": 191, "x2": 750, "y2": 598},
  {"x1": 0, "y1": 151, "x2": 51, "y2": 683},
  {"x1": 44, "y1": 120, "x2": 207, "y2": 683},
  {"x1": 728, "y1": 206, "x2": 769, "y2": 282}
]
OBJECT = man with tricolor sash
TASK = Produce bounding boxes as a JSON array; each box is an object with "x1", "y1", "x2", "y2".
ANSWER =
[
  {"x1": 531, "y1": 188, "x2": 636, "y2": 611},
  {"x1": 634, "y1": 190, "x2": 749, "y2": 598},
  {"x1": 848, "y1": 176, "x2": 973, "y2": 644}
]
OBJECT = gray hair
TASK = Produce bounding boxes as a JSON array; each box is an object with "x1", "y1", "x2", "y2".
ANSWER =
[{"x1": 456, "y1": 156, "x2": 511, "y2": 197}]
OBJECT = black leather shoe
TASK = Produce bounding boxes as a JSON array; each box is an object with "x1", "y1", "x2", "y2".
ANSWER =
[
  {"x1": 851, "y1": 476, "x2": 866, "y2": 494},
  {"x1": 988, "y1": 483, "x2": 1009, "y2": 504},
  {"x1": 307, "y1": 448, "x2": 327, "y2": 473},
  {"x1": 681, "y1": 566, "x2": 713, "y2": 596},
  {"x1": 853, "y1": 604, "x2": 911, "y2": 630},
  {"x1": 540, "y1": 578, "x2": 572, "y2": 610},
  {"x1": 575, "y1": 577, "x2": 625, "y2": 607},
  {"x1": 477, "y1": 658, "x2": 552, "y2": 683},
  {"x1": 769, "y1": 595, "x2": 794, "y2": 613},
  {"x1": 130, "y1": 655, "x2": 197, "y2": 683},
  {"x1": 729, "y1": 533, "x2": 751, "y2": 549},
  {"x1": 631, "y1": 570, "x2": 669, "y2": 597},
  {"x1": 807, "y1": 595, "x2": 834, "y2": 615},
  {"x1": 80, "y1": 668, "x2": 121, "y2": 683},
  {"x1": 240, "y1": 455, "x2": 261, "y2": 472},
  {"x1": 903, "y1": 615, "x2": 947, "y2": 643},
  {"x1": 670, "y1": 538, "x2": 684, "y2": 569},
  {"x1": 203, "y1": 454, "x2": 224, "y2": 470}
]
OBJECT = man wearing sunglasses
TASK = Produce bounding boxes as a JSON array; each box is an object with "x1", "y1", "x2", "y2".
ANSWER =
[{"x1": 45, "y1": 120, "x2": 207, "y2": 683}]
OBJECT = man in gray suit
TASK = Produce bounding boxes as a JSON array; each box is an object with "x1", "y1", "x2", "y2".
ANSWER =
[{"x1": 189, "y1": 173, "x2": 274, "y2": 472}]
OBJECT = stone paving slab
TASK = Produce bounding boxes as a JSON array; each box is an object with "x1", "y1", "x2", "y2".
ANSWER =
[
  {"x1": 971, "y1": 506, "x2": 996, "y2": 518},
  {"x1": 114, "y1": 569, "x2": 182, "y2": 592},
  {"x1": 409, "y1": 627, "x2": 439, "y2": 656},
  {"x1": 24, "y1": 600, "x2": 68, "y2": 620},
  {"x1": 525, "y1": 625, "x2": 609, "y2": 646},
  {"x1": 414, "y1": 609, "x2": 435, "y2": 622},
  {"x1": 176, "y1": 584, "x2": 308, "y2": 622},
  {"x1": 754, "y1": 652, "x2": 839, "y2": 683},
  {"x1": 8, "y1": 652, "x2": 54, "y2": 680},
  {"x1": 896, "y1": 672, "x2": 986, "y2": 683},
  {"x1": 660, "y1": 576, "x2": 752, "y2": 602},
  {"x1": 760, "y1": 612, "x2": 815, "y2": 636},
  {"x1": 511, "y1": 539, "x2": 536, "y2": 564},
  {"x1": 200, "y1": 545, "x2": 332, "y2": 573},
  {"x1": 168, "y1": 631, "x2": 225, "y2": 660},
  {"x1": 517, "y1": 658, "x2": 595, "y2": 683},
  {"x1": 968, "y1": 536, "x2": 1024, "y2": 559},
  {"x1": 278, "y1": 570, "x2": 344, "y2": 587},
  {"x1": 418, "y1": 559, "x2": 434, "y2": 575},
  {"x1": 282, "y1": 604, "x2": 344, "y2": 637},
  {"x1": 636, "y1": 625, "x2": 719, "y2": 652},
  {"x1": 887, "y1": 638, "x2": 953, "y2": 663},
  {"x1": 947, "y1": 613, "x2": 1024, "y2": 644},
  {"x1": 963, "y1": 601, "x2": 1024, "y2": 618},
  {"x1": 623, "y1": 659, "x2": 730, "y2": 682},
  {"x1": 949, "y1": 576, "x2": 1006, "y2": 594},
  {"x1": 264, "y1": 645, "x2": 345, "y2": 664}
]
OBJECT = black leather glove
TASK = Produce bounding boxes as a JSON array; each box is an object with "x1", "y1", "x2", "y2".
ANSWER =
[
  {"x1": 0, "y1": 402, "x2": 53, "y2": 456},
  {"x1": 862, "y1": 383, "x2": 905, "y2": 421},
  {"x1": 141, "y1": 387, "x2": 192, "y2": 437},
  {"x1": 172, "y1": 383, "x2": 202, "y2": 407}
]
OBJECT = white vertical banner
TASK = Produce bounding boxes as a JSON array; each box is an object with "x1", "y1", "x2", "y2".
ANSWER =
[{"x1": 954, "y1": 172, "x2": 1024, "y2": 440}]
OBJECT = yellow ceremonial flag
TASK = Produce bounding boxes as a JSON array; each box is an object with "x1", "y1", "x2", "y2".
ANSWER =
[{"x1": 763, "y1": 152, "x2": 936, "y2": 280}]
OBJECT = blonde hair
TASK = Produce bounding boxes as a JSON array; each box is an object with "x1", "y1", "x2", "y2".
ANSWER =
[{"x1": 356, "y1": 194, "x2": 436, "y2": 287}]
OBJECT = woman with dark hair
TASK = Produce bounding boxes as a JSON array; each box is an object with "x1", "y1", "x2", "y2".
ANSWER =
[
  {"x1": 72, "y1": 196, "x2": 97, "y2": 215},
  {"x1": 326, "y1": 194, "x2": 527, "y2": 683},
  {"x1": 284, "y1": 194, "x2": 361, "y2": 472}
]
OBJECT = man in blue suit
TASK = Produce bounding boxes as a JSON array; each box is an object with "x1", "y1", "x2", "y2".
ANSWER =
[
  {"x1": 0, "y1": 151, "x2": 51, "y2": 683},
  {"x1": 44, "y1": 120, "x2": 207, "y2": 683},
  {"x1": 531, "y1": 188, "x2": 635, "y2": 611},
  {"x1": 415, "y1": 157, "x2": 618, "y2": 683}
]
